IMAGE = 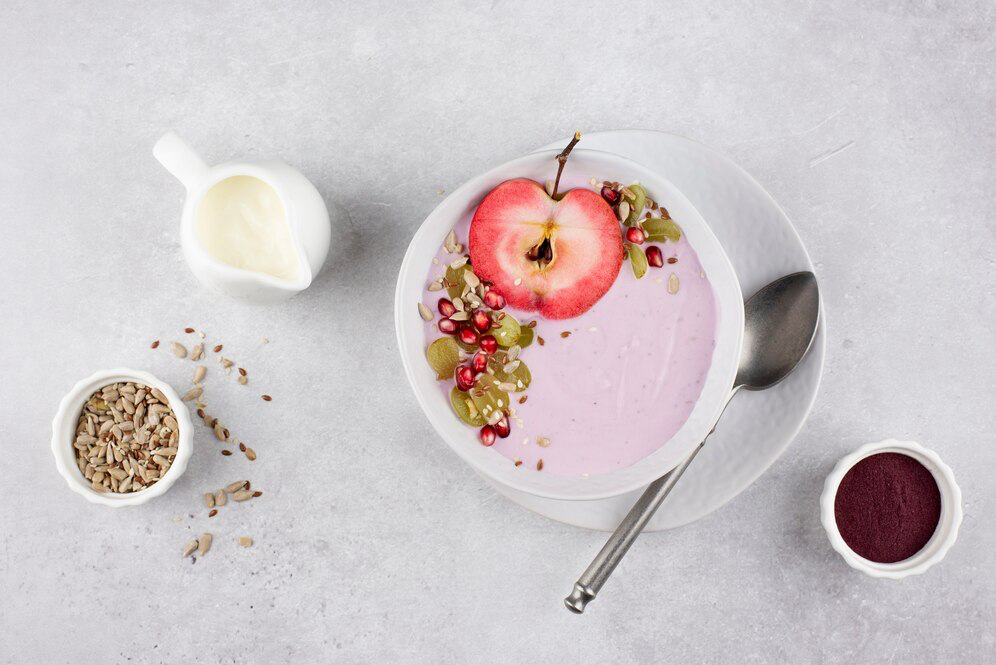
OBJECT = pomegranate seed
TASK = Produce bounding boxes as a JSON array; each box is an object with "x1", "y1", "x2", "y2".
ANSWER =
[
  {"x1": 455, "y1": 365, "x2": 476, "y2": 391},
  {"x1": 483, "y1": 289, "x2": 505, "y2": 310},
  {"x1": 471, "y1": 309, "x2": 492, "y2": 333},
  {"x1": 438, "y1": 298, "x2": 456, "y2": 317},
  {"x1": 645, "y1": 245, "x2": 664, "y2": 268},
  {"x1": 438, "y1": 318, "x2": 458, "y2": 334},
  {"x1": 458, "y1": 326, "x2": 479, "y2": 346},
  {"x1": 494, "y1": 414, "x2": 511, "y2": 438},
  {"x1": 479, "y1": 425, "x2": 497, "y2": 447},
  {"x1": 600, "y1": 186, "x2": 620, "y2": 204},
  {"x1": 479, "y1": 335, "x2": 498, "y2": 354},
  {"x1": 471, "y1": 351, "x2": 489, "y2": 374},
  {"x1": 626, "y1": 227, "x2": 646, "y2": 244}
]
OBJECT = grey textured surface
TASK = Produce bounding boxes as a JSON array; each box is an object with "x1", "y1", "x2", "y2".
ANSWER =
[{"x1": 1, "y1": 1, "x2": 994, "y2": 663}]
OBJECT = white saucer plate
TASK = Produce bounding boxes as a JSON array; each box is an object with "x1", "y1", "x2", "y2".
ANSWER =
[{"x1": 482, "y1": 130, "x2": 827, "y2": 531}]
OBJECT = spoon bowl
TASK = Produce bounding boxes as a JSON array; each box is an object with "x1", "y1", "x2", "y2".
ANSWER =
[{"x1": 737, "y1": 271, "x2": 821, "y2": 391}]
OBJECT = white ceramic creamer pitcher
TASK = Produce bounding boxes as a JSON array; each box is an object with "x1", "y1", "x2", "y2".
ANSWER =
[{"x1": 154, "y1": 131, "x2": 331, "y2": 304}]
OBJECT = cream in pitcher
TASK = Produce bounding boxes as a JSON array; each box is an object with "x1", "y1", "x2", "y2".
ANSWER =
[{"x1": 154, "y1": 132, "x2": 332, "y2": 303}]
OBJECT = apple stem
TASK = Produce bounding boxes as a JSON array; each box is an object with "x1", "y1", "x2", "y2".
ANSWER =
[{"x1": 551, "y1": 131, "x2": 582, "y2": 200}]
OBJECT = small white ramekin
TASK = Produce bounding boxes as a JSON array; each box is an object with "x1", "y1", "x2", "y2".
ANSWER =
[
  {"x1": 51, "y1": 368, "x2": 194, "y2": 507},
  {"x1": 820, "y1": 439, "x2": 962, "y2": 579}
]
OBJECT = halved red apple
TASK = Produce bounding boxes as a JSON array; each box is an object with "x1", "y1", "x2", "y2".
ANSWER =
[{"x1": 469, "y1": 178, "x2": 623, "y2": 319}]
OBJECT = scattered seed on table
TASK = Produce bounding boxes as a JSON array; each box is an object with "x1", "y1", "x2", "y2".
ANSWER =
[
  {"x1": 237, "y1": 375, "x2": 248, "y2": 385},
  {"x1": 232, "y1": 489, "x2": 252, "y2": 502},
  {"x1": 182, "y1": 540, "x2": 198, "y2": 558},
  {"x1": 197, "y1": 533, "x2": 212, "y2": 555},
  {"x1": 171, "y1": 342, "x2": 188, "y2": 358},
  {"x1": 252, "y1": 491, "x2": 262, "y2": 497},
  {"x1": 245, "y1": 448, "x2": 256, "y2": 461},
  {"x1": 261, "y1": 394, "x2": 272, "y2": 402},
  {"x1": 536, "y1": 459, "x2": 544, "y2": 471},
  {"x1": 215, "y1": 490, "x2": 227, "y2": 506},
  {"x1": 193, "y1": 366, "x2": 206, "y2": 384},
  {"x1": 221, "y1": 450, "x2": 232, "y2": 456},
  {"x1": 181, "y1": 386, "x2": 202, "y2": 401},
  {"x1": 191, "y1": 343, "x2": 204, "y2": 361},
  {"x1": 203, "y1": 492, "x2": 215, "y2": 508},
  {"x1": 238, "y1": 442, "x2": 246, "y2": 452},
  {"x1": 150, "y1": 340, "x2": 160, "y2": 349},
  {"x1": 226, "y1": 480, "x2": 248, "y2": 493},
  {"x1": 208, "y1": 509, "x2": 218, "y2": 517},
  {"x1": 238, "y1": 536, "x2": 253, "y2": 548},
  {"x1": 213, "y1": 344, "x2": 223, "y2": 353},
  {"x1": 238, "y1": 367, "x2": 247, "y2": 377},
  {"x1": 184, "y1": 327, "x2": 195, "y2": 334}
]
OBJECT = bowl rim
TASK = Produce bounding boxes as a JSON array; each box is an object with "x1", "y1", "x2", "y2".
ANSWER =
[
  {"x1": 50, "y1": 368, "x2": 194, "y2": 507},
  {"x1": 819, "y1": 438, "x2": 963, "y2": 578},
  {"x1": 395, "y1": 148, "x2": 744, "y2": 500}
]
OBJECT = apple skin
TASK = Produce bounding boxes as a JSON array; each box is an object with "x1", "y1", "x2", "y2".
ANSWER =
[{"x1": 469, "y1": 178, "x2": 623, "y2": 320}]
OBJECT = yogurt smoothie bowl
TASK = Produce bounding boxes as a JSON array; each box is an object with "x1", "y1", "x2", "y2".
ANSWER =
[{"x1": 397, "y1": 137, "x2": 742, "y2": 500}]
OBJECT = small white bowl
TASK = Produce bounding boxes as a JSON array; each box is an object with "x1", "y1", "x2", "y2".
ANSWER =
[
  {"x1": 820, "y1": 439, "x2": 962, "y2": 579},
  {"x1": 51, "y1": 368, "x2": 194, "y2": 507},
  {"x1": 395, "y1": 148, "x2": 744, "y2": 501}
]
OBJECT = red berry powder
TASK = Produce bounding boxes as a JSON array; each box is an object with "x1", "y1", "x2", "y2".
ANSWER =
[{"x1": 834, "y1": 452, "x2": 941, "y2": 563}]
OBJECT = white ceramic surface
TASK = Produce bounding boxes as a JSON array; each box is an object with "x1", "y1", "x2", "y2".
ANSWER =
[
  {"x1": 396, "y1": 148, "x2": 744, "y2": 501},
  {"x1": 50, "y1": 368, "x2": 194, "y2": 507},
  {"x1": 154, "y1": 131, "x2": 332, "y2": 304},
  {"x1": 820, "y1": 439, "x2": 962, "y2": 579},
  {"x1": 485, "y1": 131, "x2": 828, "y2": 530}
]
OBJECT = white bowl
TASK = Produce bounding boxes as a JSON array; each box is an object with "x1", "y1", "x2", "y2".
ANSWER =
[
  {"x1": 395, "y1": 148, "x2": 743, "y2": 501},
  {"x1": 820, "y1": 439, "x2": 963, "y2": 579},
  {"x1": 51, "y1": 368, "x2": 194, "y2": 507}
]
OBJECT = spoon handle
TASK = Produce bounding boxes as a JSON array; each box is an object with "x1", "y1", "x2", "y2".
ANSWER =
[{"x1": 564, "y1": 441, "x2": 705, "y2": 614}]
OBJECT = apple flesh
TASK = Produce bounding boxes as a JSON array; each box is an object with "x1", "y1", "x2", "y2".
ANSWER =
[{"x1": 469, "y1": 178, "x2": 623, "y2": 319}]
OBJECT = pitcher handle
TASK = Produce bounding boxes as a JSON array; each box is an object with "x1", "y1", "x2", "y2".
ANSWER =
[{"x1": 153, "y1": 131, "x2": 210, "y2": 192}]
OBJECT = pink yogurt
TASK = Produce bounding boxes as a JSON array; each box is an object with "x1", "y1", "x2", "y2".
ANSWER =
[{"x1": 421, "y1": 184, "x2": 718, "y2": 477}]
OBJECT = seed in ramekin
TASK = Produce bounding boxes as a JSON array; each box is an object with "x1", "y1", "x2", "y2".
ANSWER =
[{"x1": 72, "y1": 381, "x2": 180, "y2": 493}]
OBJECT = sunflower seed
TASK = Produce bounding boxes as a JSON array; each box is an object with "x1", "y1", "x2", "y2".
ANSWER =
[
  {"x1": 182, "y1": 540, "x2": 198, "y2": 557},
  {"x1": 245, "y1": 447, "x2": 256, "y2": 461},
  {"x1": 204, "y1": 492, "x2": 215, "y2": 508},
  {"x1": 181, "y1": 386, "x2": 203, "y2": 401},
  {"x1": 197, "y1": 533, "x2": 212, "y2": 556},
  {"x1": 170, "y1": 342, "x2": 188, "y2": 358},
  {"x1": 668, "y1": 272, "x2": 680, "y2": 294},
  {"x1": 214, "y1": 423, "x2": 227, "y2": 441},
  {"x1": 536, "y1": 437, "x2": 551, "y2": 448},
  {"x1": 226, "y1": 480, "x2": 248, "y2": 493},
  {"x1": 238, "y1": 536, "x2": 253, "y2": 548},
  {"x1": 191, "y1": 343, "x2": 204, "y2": 361},
  {"x1": 618, "y1": 201, "x2": 630, "y2": 221},
  {"x1": 193, "y1": 366, "x2": 206, "y2": 384},
  {"x1": 427, "y1": 281, "x2": 443, "y2": 292},
  {"x1": 449, "y1": 311, "x2": 470, "y2": 321},
  {"x1": 215, "y1": 490, "x2": 227, "y2": 506},
  {"x1": 418, "y1": 303, "x2": 433, "y2": 321},
  {"x1": 449, "y1": 256, "x2": 468, "y2": 270},
  {"x1": 232, "y1": 489, "x2": 253, "y2": 502},
  {"x1": 464, "y1": 270, "x2": 480, "y2": 289},
  {"x1": 237, "y1": 375, "x2": 248, "y2": 385}
]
